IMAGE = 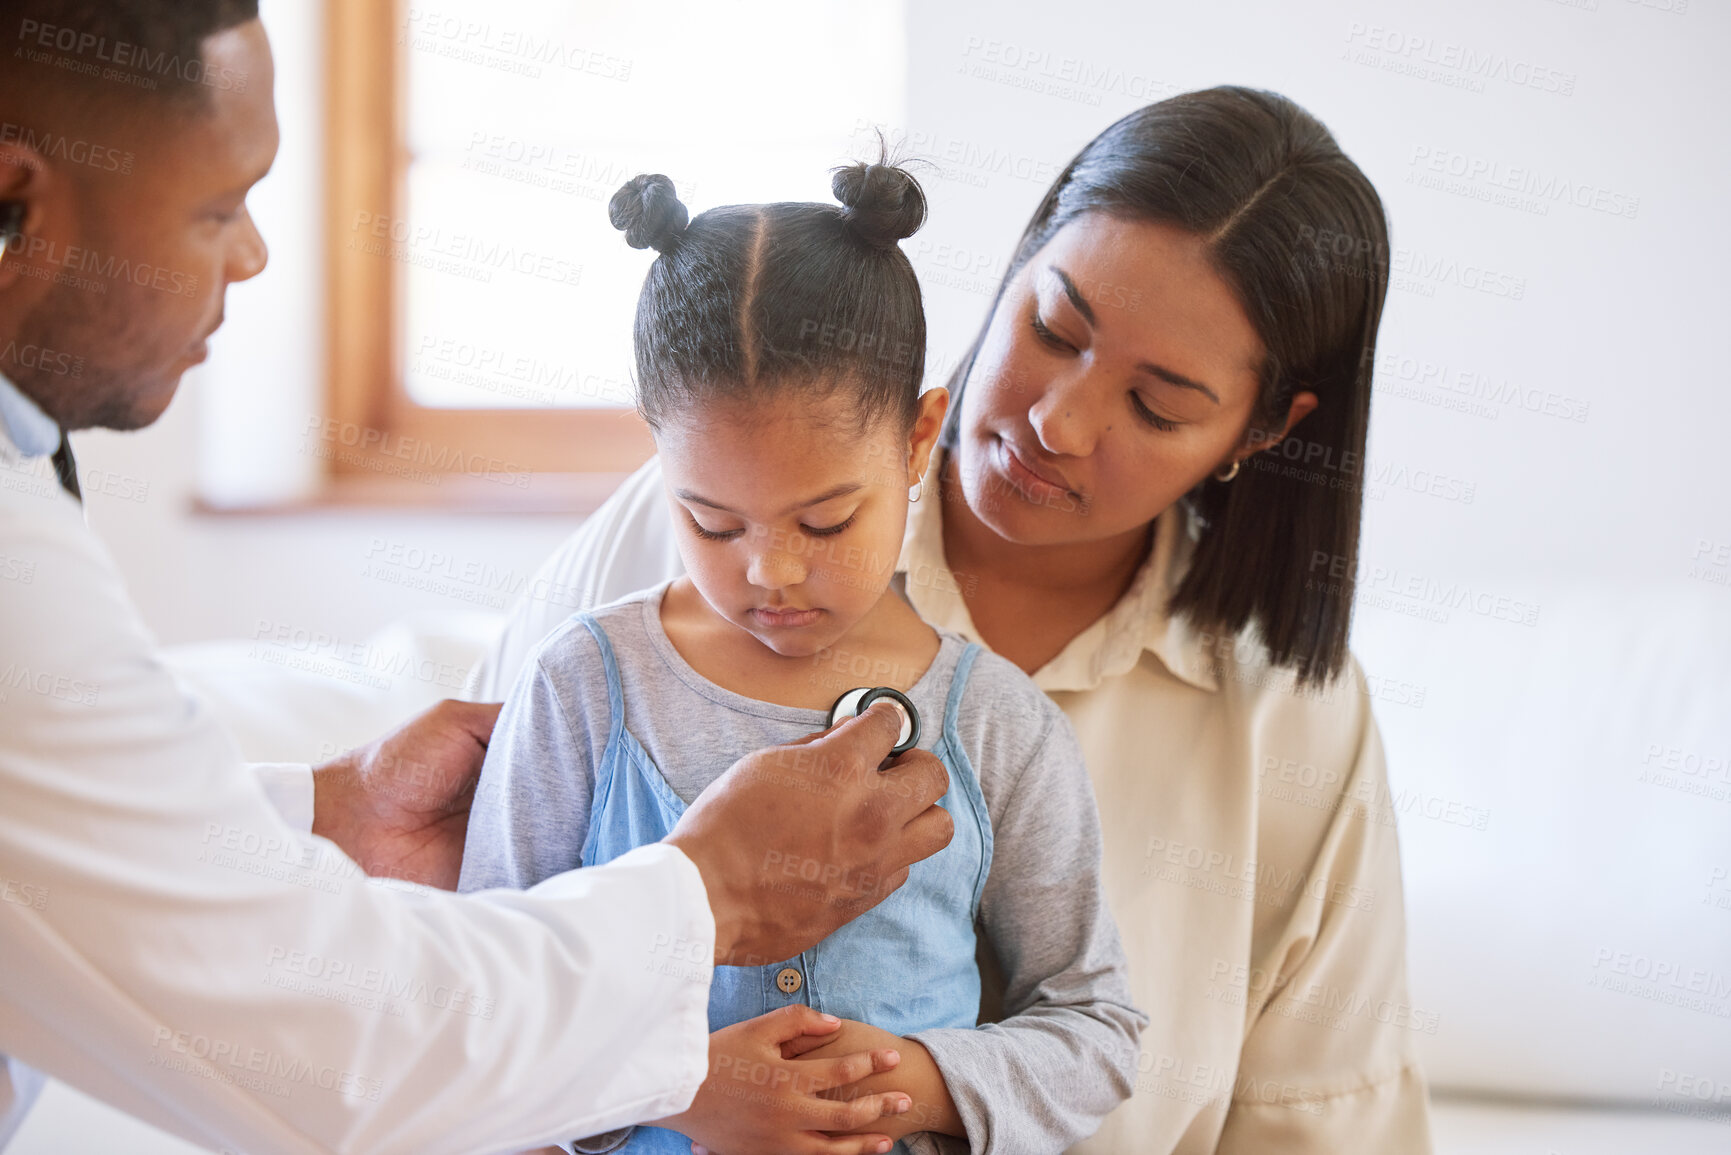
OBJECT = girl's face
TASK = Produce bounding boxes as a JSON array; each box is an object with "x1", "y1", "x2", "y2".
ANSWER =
[
  {"x1": 656, "y1": 387, "x2": 948, "y2": 658},
  {"x1": 952, "y1": 213, "x2": 1316, "y2": 548}
]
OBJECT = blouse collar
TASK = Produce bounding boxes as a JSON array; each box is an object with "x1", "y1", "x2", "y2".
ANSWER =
[{"x1": 895, "y1": 449, "x2": 1221, "y2": 695}]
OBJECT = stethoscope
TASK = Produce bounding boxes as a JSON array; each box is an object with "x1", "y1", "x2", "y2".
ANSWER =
[{"x1": 826, "y1": 686, "x2": 921, "y2": 759}]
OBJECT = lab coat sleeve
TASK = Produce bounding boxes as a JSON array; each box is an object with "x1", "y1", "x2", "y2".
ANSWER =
[
  {"x1": 1214, "y1": 663, "x2": 1433, "y2": 1154},
  {"x1": 251, "y1": 762, "x2": 316, "y2": 832},
  {"x1": 0, "y1": 487, "x2": 715, "y2": 1155},
  {"x1": 465, "y1": 456, "x2": 681, "y2": 703}
]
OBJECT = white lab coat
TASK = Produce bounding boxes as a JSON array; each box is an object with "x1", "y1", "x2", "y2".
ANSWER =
[{"x1": 0, "y1": 396, "x2": 714, "y2": 1153}]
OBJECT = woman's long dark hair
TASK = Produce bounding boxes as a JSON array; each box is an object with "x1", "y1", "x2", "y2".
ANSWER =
[{"x1": 939, "y1": 86, "x2": 1390, "y2": 686}]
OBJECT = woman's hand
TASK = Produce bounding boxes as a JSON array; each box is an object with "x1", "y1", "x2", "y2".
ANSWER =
[
  {"x1": 781, "y1": 1018, "x2": 965, "y2": 1141},
  {"x1": 654, "y1": 1005, "x2": 913, "y2": 1155}
]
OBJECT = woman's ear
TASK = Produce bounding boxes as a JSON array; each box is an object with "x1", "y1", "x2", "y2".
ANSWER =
[
  {"x1": 906, "y1": 387, "x2": 950, "y2": 481},
  {"x1": 1243, "y1": 389, "x2": 1318, "y2": 459}
]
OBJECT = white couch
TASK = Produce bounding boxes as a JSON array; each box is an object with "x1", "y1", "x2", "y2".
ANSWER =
[{"x1": 13, "y1": 584, "x2": 1731, "y2": 1152}]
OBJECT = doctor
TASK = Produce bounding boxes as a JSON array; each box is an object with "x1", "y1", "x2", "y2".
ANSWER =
[{"x1": 0, "y1": 2, "x2": 954, "y2": 1153}]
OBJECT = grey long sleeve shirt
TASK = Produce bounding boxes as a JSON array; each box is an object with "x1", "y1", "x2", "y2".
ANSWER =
[{"x1": 460, "y1": 584, "x2": 1146, "y2": 1154}]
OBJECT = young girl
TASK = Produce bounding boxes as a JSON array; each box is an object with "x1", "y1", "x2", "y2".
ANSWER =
[{"x1": 459, "y1": 163, "x2": 1143, "y2": 1155}]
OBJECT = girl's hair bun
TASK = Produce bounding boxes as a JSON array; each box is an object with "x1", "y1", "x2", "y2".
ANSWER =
[
  {"x1": 831, "y1": 160, "x2": 927, "y2": 248},
  {"x1": 609, "y1": 173, "x2": 689, "y2": 252}
]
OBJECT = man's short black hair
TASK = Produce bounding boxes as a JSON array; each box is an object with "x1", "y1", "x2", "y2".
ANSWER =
[{"x1": 1, "y1": 0, "x2": 260, "y2": 106}]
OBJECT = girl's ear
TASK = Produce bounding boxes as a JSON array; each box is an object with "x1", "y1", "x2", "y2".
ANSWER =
[{"x1": 906, "y1": 388, "x2": 950, "y2": 481}]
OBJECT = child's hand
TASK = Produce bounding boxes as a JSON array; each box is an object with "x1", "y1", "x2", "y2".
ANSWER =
[
  {"x1": 653, "y1": 1004, "x2": 912, "y2": 1155},
  {"x1": 781, "y1": 1019, "x2": 965, "y2": 1141}
]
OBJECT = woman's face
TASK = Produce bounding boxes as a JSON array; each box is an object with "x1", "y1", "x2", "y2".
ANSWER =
[{"x1": 952, "y1": 213, "x2": 1301, "y2": 549}]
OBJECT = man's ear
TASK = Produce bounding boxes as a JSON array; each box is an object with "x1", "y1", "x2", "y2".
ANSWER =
[{"x1": 906, "y1": 387, "x2": 950, "y2": 482}]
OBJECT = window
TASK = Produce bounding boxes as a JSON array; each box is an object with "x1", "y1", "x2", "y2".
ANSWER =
[{"x1": 325, "y1": 0, "x2": 907, "y2": 508}]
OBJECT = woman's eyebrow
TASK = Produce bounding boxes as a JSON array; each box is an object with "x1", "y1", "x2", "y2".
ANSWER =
[
  {"x1": 1050, "y1": 267, "x2": 1098, "y2": 326},
  {"x1": 675, "y1": 482, "x2": 864, "y2": 518},
  {"x1": 1048, "y1": 266, "x2": 1221, "y2": 405},
  {"x1": 1137, "y1": 363, "x2": 1221, "y2": 405}
]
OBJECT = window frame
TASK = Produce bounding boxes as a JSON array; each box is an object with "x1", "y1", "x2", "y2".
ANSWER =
[{"x1": 322, "y1": 0, "x2": 654, "y2": 511}]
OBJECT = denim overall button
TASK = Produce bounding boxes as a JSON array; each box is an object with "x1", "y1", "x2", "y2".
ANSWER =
[{"x1": 776, "y1": 967, "x2": 803, "y2": 994}]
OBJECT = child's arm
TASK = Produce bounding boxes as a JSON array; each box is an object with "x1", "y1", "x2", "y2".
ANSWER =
[
  {"x1": 793, "y1": 708, "x2": 1146, "y2": 1151},
  {"x1": 458, "y1": 624, "x2": 604, "y2": 894},
  {"x1": 914, "y1": 709, "x2": 1146, "y2": 1148}
]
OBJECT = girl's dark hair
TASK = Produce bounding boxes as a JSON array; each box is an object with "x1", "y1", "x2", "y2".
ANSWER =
[
  {"x1": 939, "y1": 86, "x2": 1390, "y2": 686},
  {"x1": 609, "y1": 160, "x2": 929, "y2": 434}
]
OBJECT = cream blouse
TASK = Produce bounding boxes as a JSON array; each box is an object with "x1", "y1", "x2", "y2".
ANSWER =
[{"x1": 470, "y1": 452, "x2": 1434, "y2": 1154}]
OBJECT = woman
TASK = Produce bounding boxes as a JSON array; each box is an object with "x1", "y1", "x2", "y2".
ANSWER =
[{"x1": 471, "y1": 87, "x2": 1432, "y2": 1154}]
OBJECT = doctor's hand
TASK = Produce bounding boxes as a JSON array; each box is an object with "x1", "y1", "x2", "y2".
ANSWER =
[
  {"x1": 664, "y1": 700, "x2": 953, "y2": 966},
  {"x1": 311, "y1": 699, "x2": 502, "y2": 890},
  {"x1": 653, "y1": 1005, "x2": 910, "y2": 1155}
]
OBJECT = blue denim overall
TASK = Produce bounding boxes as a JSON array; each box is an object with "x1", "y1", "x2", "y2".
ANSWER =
[{"x1": 573, "y1": 615, "x2": 993, "y2": 1155}]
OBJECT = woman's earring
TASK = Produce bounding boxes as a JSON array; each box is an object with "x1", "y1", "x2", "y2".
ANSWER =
[
  {"x1": 909, "y1": 472, "x2": 926, "y2": 502},
  {"x1": 1214, "y1": 459, "x2": 1241, "y2": 483}
]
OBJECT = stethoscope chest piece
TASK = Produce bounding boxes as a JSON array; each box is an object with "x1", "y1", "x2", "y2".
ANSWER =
[{"x1": 827, "y1": 686, "x2": 921, "y2": 758}]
